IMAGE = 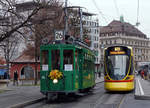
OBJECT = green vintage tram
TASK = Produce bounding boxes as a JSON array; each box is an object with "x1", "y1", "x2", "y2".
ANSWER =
[{"x1": 40, "y1": 44, "x2": 95, "y2": 99}]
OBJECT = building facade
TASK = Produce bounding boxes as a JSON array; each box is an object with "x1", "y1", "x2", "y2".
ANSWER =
[
  {"x1": 99, "y1": 19, "x2": 150, "y2": 69},
  {"x1": 10, "y1": 53, "x2": 40, "y2": 80},
  {"x1": 82, "y1": 14, "x2": 100, "y2": 72}
]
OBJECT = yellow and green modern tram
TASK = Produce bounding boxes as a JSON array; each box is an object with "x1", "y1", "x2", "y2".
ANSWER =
[{"x1": 104, "y1": 46, "x2": 135, "y2": 91}]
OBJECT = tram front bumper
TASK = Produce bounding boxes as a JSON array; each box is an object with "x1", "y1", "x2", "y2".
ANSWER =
[{"x1": 104, "y1": 82, "x2": 134, "y2": 91}]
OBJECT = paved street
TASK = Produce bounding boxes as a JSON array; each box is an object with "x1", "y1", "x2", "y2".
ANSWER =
[
  {"x1": 0, "y1": 82, "x2": 44, "y2": 108},
  {"x1": 24, "y1": 78, "x2": 150, "y2": 108},
  {"x1": 1, "y1": 75, "x2": 150, "y2": 108},
  {"x1": 24, "y1": 82, "x2": 127, "y2": 108},
  {"x1": 120, "y1": 93, "x2": 150, "y2": 108},
  {"x1": 0, "y1": 75, "x2": 103, "y2": 108}
]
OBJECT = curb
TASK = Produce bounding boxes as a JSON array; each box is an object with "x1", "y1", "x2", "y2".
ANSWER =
[
  {"x1": 134, "y1": 95, "x2": 150, "y2": 100},
  {"x1": 134, "y1": 78, "x2": 150, "y2": 100},
  {"x1": 9, "y1": 97, "x2": 45, "y2": 108},
  {"x1": 95, "y1": 80, "x2": 104, "y2": 84}
]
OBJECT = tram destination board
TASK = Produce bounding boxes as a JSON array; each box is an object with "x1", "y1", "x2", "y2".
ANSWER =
[{"x1": 108, "y1": 46, "x2": 126, "y2": 55}]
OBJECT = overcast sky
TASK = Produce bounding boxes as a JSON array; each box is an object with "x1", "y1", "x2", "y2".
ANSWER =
[{"x1": 68, "y1": 0, "x2": 150, "y2": 37}]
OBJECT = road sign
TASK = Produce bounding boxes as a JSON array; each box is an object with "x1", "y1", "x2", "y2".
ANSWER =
[{"x1": 55, "y1": 30, "x2": 64, "y2": 41}]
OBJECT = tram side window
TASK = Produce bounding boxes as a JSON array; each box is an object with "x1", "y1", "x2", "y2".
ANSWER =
[
  {"x1": 63, "y1": 50, "x2": 73, "y2": 71},
  {"x1": 41, "y1": 50, "x2": 49, "y2": 71},
  {"x1": 51, "y1": 50, "x2": 60, "y2": 70},
  {"x1": 42, "y1": 50, "x2": 49, "y2": 65},
  {"x1": 75, "y1": 51, "x2": 79, "y2": 70}
]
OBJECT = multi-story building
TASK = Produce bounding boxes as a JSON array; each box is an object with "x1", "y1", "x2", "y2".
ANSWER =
[
  {"x1": 82, "y1": 13, "x2": 100, "y2": 72},
  {"x1": 15, "y1": 1, "x2": 38, "y2": 52},
  {"x1": 99, "y1": 18, "x2": 150, "y2": 69}
]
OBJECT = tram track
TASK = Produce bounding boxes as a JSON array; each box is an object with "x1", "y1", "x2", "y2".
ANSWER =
[
  {"x1": 23, "y1": 82, "x2": 104, "y2": 108},
  {"x1": 92, "y1": 92, "x2": 127, "y2": 108},
  {"x1": 23, "y1": 82, "x2": 130, "y2": 108},
  {"x1": 117, "y1": 94, "x2": 126, "y2": 108}
]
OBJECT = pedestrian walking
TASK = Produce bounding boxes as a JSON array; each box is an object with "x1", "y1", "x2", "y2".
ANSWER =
[
  {"x1": 13, "y1": 71, "x2": 18, "y2": 86},
  {"x1": 141, "y1": 70, "x2": 145, "y2": 79}
]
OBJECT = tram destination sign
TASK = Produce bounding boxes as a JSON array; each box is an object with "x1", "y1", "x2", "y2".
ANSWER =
[
  {"x1": 110, "y1": 51, "x2": 125, "y2": 55},
  {"x1": 109, "y1": 47, "x2": 126, "y2": 55}
]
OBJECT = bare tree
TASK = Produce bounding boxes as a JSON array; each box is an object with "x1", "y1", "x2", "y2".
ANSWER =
[
  {"x1": 0, "y1": 0, "x2": 64, "y2": 82},
  {"x1": 19, "y1": 0, "x2": 64, "y2": 84},
  {"x1": 0, "y1": 0, "x2": 62, "y2": 43},
  {"x1": 0, "y1": 34, "x2": 20, "y2": 77},
  {"x1": 13, "y1": 0, "x2": 91, "y2": 84}
]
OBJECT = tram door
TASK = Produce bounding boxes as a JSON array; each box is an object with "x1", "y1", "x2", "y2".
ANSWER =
[
  {"x1": 63, "y1": 49, "x2": 74, "y2": 90},
  {"x1": 40, "y1": 49, "x2": 49, "y2": 91},
  {"x1": 50, "y1": 49, "x2": 64, "y2": 90}
]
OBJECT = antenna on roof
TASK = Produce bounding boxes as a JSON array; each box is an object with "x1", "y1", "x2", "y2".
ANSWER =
[{"x1": 136, "y1": 0, "x2": 140, "y2": 27}]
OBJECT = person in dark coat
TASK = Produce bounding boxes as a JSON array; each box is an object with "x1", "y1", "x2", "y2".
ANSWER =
[
  {"x1": 4, "y1": 72, "x2": 8, "y2": 79},
  {"x1": 13, "y1": 71, "x2": 18, "y2": 86}
]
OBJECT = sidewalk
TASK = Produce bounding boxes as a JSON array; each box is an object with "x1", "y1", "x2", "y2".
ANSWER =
[
  {"x1": 0, "y1": 81, "x2": 44, "y2": 108},
  {"x1": 95, "y1": 74, "x2": 104, "y2": 83},
  {"x1": 0, "y1": 77, "x2": 104, "y2": 108},
  {"x1": 135, "y1": 75, "x2": 150, "y2": 100}
]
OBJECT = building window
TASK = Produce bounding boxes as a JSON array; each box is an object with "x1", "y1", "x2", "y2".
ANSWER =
[
  {"x1": 21, "y1": 66, "x2": 34, "y2": 80},
  {"x1": 110, "y1": 40, "x2": 112, "y2": 45}
]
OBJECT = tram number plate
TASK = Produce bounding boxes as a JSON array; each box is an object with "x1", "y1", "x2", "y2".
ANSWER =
[{"x1": 55, "y1": 30, "x2": 64, "y2": 41}]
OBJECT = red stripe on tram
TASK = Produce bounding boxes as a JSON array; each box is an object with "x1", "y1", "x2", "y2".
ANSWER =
[{"x1": 105, "y1": 79, "x2": 134, "y2": 82}]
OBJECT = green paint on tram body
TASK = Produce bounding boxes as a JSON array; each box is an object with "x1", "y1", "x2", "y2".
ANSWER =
[{"x1": 40, "y1": 44, "x2": 95, "y2": 94}]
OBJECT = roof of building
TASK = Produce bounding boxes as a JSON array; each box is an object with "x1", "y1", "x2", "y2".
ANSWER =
[
  {"x1": 15, "y1": 1, "x2": 61, "y2": 12},
  {"x1": 15, "y1": 1, "x2": 39, "y2": 7},
  {"x1": 100, "y1": 20, "x2": 147, "y2": 38},
  {"x1": 15, "y1": 1, "x2": 39, "y2": 12},
  {"x1": 10, "y1": 53, "x2": 39, "y2": 63}
]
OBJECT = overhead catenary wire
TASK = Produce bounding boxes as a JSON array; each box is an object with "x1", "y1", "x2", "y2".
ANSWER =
[
  {"x1": 113, "y1": 0, "x2": 120, "y2": 18},
  {"x1": 92, "y1": 0, "x2": 108, "y2": 23}
]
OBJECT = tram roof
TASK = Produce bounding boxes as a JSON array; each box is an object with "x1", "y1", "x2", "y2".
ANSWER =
[
  {"x1": 40, "y1": 44, "x2": 95, "y2": 55},
  {"x1": 41, "y1": 44, "x2": 80, "y2": 49}
]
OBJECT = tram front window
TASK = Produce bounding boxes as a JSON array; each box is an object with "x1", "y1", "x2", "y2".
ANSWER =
[
  {"x1": 106, "y1": 55, "x2": 129, "y2": 80},
  {"x1": 51, "y1": 50, "x2": 60, "y2": 70}
]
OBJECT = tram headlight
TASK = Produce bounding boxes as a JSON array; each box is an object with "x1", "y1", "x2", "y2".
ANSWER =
[{"x1": 53, "y1": 79, "x2": 58, "y2": 84}]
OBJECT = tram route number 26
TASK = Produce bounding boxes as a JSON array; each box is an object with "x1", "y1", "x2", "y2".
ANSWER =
[{"x1": 55, "y1": 30, "x2": 64, "y2": 41}]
